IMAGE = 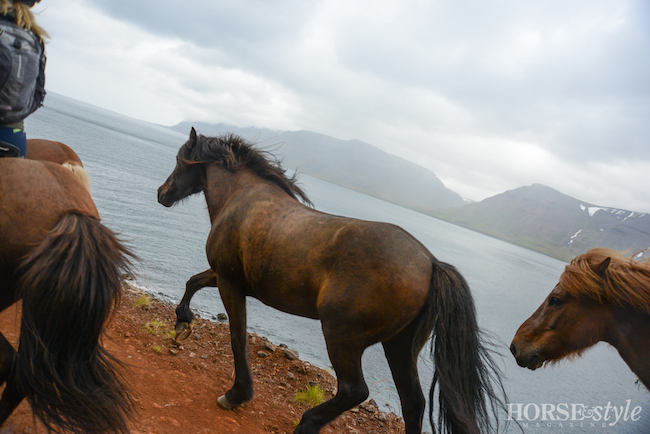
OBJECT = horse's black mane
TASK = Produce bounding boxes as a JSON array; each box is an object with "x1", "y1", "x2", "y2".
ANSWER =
[{"x1": 180, "y1": 132, "x2": 312, "y2": 206}]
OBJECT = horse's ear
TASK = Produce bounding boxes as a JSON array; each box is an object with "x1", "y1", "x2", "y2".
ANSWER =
[
  {"x1": 189, "y1": 128, "x2": 198, "y2": 148},
  {"x1": 592, "y1": 257, "x2": 611, "y2": 278}
]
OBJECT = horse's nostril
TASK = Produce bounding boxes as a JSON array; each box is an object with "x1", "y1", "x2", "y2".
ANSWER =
[{"x1": 510, "y1": 343, "x2": 517, "y2": 357}]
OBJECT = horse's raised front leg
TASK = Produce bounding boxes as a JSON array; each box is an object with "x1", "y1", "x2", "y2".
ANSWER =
[
  {"x1": 175, "y1": 269, "x2": 218, "y2": 341},
  {"x1": 294, "y1": 324, "x2": 369, "y2": 434},
  {"x1": 216, "y1": 281, "x2": 253, "y2": 410}
]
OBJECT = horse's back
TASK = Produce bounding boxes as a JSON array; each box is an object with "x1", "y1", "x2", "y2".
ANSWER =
[
  {"x1": 26, "y1": 139, "x2": 84, "y2": 166},
  {"x1": 0, "y1": 159, "x2": 98, "y2": 261}
]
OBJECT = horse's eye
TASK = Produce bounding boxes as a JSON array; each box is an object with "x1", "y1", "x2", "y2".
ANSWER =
[{"x1": 548, "y1": 297, "x2": 564, "y2": 307}]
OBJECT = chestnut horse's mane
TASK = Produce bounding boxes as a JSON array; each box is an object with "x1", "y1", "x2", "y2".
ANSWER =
[
  {"x1": 180, "y1": 133, "x2": 312, "y2": 206},
  {"x1": 560, "y1": 248, "x2": 650, "y2": 314}
]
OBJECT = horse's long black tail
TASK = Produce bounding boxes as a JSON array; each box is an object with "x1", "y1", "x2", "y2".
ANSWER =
[
  {"x1": 415, "y1": 260, "x2": 507, "y2": 434},
  {"x1": 16, "y1": 213, "x2": 134, "y2": 433}
]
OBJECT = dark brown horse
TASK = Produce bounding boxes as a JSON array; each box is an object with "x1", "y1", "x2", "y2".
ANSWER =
[
  {"x1": 158, "y1": 130, "x2": 507, "y2": 434},
  {"x1": 26, "y1": 138, "x2": 91, "y2": 192},
  {"x1": 0, "y1": 158, "x2": 133, "y2": 432},
  {"x1": 511, "y1": 248, "x2": 650, "y2": 390}
]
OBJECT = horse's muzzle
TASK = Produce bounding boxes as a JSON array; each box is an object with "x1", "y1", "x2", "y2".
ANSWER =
[
  {"x1": 510, "y1": 341, "x2": 543, "y2": 370},
  {"x1": 157, "y1": 184, "x2": 173, "y2": 207}
]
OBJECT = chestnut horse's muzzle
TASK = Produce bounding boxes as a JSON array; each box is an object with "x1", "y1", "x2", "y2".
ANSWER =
[{"x1": 510, "y1": 341, "x2": 544, "y2": 370}]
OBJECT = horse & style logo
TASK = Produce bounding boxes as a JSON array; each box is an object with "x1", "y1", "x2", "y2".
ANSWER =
[{"x1": 507, "y1": 399, "x2": 643, "y2": 429}]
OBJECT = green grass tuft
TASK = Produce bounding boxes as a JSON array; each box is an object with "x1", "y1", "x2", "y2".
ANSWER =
[
  {"x1": 134, "y1": 294, "x2": 152, "y2": 309},
  {"x1": 143, "y1": 319, "x2": 167, "y2": 335},
  {"x1": 294, "y1": 384, "x2": 325, "y2": 407}
]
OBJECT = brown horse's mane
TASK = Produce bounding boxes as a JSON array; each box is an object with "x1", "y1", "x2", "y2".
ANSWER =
[
  {"x1": 180, "y1": 133, "x2": 312, "y2": 206},
  {"x1": 560, "y1": 248, "x2": 650, "y2": 314}
]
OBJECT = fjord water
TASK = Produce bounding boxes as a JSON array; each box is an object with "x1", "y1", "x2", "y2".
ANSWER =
[{"x1": 26, "y1": 93, "x2": 650, "y2": 433}]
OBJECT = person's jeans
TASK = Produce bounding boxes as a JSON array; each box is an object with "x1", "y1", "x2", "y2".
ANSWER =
[{"x1": 0, "y1": 126, "x2": 27, "y2": 157}]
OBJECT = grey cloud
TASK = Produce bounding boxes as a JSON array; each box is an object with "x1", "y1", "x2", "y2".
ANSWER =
[{"x1": 86, "y1": 0, "x2": 649, "y2": 207}]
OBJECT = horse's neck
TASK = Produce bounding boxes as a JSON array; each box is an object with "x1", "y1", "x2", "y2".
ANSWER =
[
  {"x1": 203, "y1": 165, "x2": 289, "y2": 221},
  {"x1": 203, "y1": 166, "x2": 232, "y2": 219},
  {"x1": 608, "y1": 308, "x2": 650, "y2": 391}
]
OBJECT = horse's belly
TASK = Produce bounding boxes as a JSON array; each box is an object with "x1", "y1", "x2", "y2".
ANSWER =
[{"x1": 252, "y1": 284, "x2": 321, "y2": 320}]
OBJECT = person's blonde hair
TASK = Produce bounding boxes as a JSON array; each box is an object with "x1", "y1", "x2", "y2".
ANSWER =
[{"x1": 0, "y1": 0, "x2": 48, "y2": 41}]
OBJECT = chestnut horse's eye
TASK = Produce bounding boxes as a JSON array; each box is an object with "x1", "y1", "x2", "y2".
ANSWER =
[{"x1": 548, "y1": 296, "x2": 564, "y2": 307}]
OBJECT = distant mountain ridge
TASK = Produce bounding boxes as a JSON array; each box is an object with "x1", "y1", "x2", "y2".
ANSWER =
[
  {"x1": 170, "y1": 121, "x2": 465, "y2": 211},
  {"x1": 433, "y1": 184, "x2": 650, "y2": 261},
  {"x1": 170, "y1": 122, "x2": 650, "y2": 262}
]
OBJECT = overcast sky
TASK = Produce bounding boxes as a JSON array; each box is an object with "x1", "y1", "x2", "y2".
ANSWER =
[{"x1": 31, "y1": 0, "x2": 650, "y2": 212}]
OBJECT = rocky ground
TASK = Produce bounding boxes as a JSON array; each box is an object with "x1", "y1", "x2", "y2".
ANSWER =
[{"x1": 0, "y1": 281, "x2": 406, "y2": 434}]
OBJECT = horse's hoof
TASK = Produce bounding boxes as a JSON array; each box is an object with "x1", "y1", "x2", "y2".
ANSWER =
[
  {"x1": 175, "y1": 322, "x2": 192, "y2": 342},
  {"x1": 217, "y1": 394, "x2": 236, "y2": 410}
]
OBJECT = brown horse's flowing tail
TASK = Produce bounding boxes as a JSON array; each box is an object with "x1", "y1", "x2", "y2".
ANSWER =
[
  {"x1": 416, "y1": 260, "x2": 507, "y2": 434},
  {"x1": 16, "y1": 213, "x2": 134, "y2": 433}
]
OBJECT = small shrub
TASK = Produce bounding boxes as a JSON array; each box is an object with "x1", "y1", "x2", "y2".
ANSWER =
[
  {"x1": 294, "y1": 384, "x2": 325, "y2": 407},
  {"x1": 153, "y1": 345, "x2": 162, "y2": 353}
]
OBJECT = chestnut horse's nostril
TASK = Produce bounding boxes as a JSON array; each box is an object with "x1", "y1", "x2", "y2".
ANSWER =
[{"x1": 510, "y1": 343, "x2": 517, "y2": 357}]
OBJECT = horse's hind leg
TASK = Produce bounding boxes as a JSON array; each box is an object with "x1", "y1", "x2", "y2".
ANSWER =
[
  {"x1": 0, "y1": 333, "x2": 22, "y2": 426},
  {"x1": 382, "y1": 322, "x2": 426, "y2": 434},
  {"x1": 0, "y1": 375, "x2": 24, "y2": 426},
  {"x1": 295, "y1": 334, "x2": 369, "y2": 434},
  {"x1": 175, "y1": 269, "x2": 218, "y2": 341},
  {"x1": 0, "y1": 332, "x2": 16, "y2": 386}
]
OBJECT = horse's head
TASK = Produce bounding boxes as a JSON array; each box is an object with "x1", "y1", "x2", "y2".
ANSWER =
[
  {"x1": 510, "y1": 256, "x2": 612, "y2": 370},
  {"x1": 158, "y1": 128, "x2": 206, "y2": 207}
]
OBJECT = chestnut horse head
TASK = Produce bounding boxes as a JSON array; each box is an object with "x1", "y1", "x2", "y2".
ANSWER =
[{"x1": 511, "y1": 248, "x2": 650, "y2": 389}]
